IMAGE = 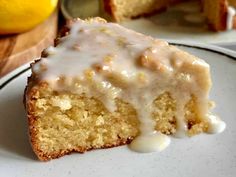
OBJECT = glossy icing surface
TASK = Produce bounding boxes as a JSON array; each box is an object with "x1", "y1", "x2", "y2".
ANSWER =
[{"x1": 33, "y1": 19, "x2": 225, "y2": 152}]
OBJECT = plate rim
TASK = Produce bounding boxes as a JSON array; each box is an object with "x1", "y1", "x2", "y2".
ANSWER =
[{"x1": 0, "y1": 41, "x2": 236, "y2": 90}]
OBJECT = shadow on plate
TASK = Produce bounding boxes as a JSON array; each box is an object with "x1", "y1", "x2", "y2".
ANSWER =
[{"x1": 0, "y1": 93, "x2": 37, "y2": 161}]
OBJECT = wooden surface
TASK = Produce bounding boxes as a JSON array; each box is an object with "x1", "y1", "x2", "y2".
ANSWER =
[{"x1": 0, "y1": 11, "x2": 58, "y2": 77}]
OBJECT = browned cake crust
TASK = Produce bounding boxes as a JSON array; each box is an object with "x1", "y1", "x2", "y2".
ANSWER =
[
  {"x1": 211, "y1": 0, "x2": 227, "y2": 31},
  {"x1": 233, "y1": 15, "x2": 236, "y2": 28},
  {"x1": 209, "y1": 0, "x2": 236, "y2": 31}
]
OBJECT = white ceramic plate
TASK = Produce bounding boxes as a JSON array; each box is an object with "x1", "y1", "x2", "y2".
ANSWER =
[
  {"x1": 0, "y1": 42, "x2": 236, "y2": 177},
  {"x1": 121, "y1": 17, "x2": 236, "y2": 45}
]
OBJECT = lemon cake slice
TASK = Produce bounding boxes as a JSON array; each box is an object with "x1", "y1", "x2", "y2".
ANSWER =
[
  {"x1": 101, "y1": 0, "x2": 236, "y2": 31},
  {"x1": 24, "y1": 18, "x2": 225, "y2": 161}
]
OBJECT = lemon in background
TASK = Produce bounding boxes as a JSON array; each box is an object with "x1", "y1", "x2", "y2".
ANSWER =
[{"x1": 0, "y1": 0, "x2": 58, "y2": 34}]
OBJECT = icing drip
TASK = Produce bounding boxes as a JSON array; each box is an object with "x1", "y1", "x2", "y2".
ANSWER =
[
  {"x1": 33, "y1": 19, "x2": 225, "y2": 153},
  {"x1": 129, "y1": 132, "x2": 170, "y2": 153},
  {"x1": 227, "y1": 6, "x2": 236, "y2": 30},
  {"x1": 207, "y1": 114, "x2": 226, "y2": 134}
]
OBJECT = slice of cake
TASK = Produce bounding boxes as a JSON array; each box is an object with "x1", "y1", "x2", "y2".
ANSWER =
[
  {"x1": 101, "y1": 0, "x2": 236, "y2": 31},
  {"x1": 24, "y1": 17, "x2": 225, "y2": 161},
  {"x1": 101, "y1": 0, "x2": 185, "y2": 21}
]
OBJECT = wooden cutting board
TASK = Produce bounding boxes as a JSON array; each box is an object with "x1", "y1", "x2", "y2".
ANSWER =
[{"x1": 0, "y1": 11, "x2": 58, "y2": 77}]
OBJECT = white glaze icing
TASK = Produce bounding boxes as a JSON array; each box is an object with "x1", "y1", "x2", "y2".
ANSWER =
[
  {"x1": 207, "y1": 114, "x2": 226, "y2": 134},
  {"x1": 227, "y1": 6, "x2": 236, "y2": 30},
  {"x1": 129, "y1": 132, "x2": 170, "y2": 153},
  {"x1": 33, "y1": 19, "x2": 225, "y2": 153}
]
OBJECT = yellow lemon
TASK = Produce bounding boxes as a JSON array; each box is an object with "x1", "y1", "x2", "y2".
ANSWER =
[{"x1": 0, "y1": 0, "x2": 58, "y2": 34}]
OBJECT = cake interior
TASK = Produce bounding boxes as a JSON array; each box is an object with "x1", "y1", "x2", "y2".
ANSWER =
[
  {"x1": 30, "y1": 84, "x2": 208, "y2": 159},
  {"x1": 104, "y1": 0, "x2": 171, "y2": 21}
]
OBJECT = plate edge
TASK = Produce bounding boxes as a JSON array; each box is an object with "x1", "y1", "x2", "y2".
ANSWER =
[{"x1": 0, "y1": 63, "x2": 31, "y2": 90}]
